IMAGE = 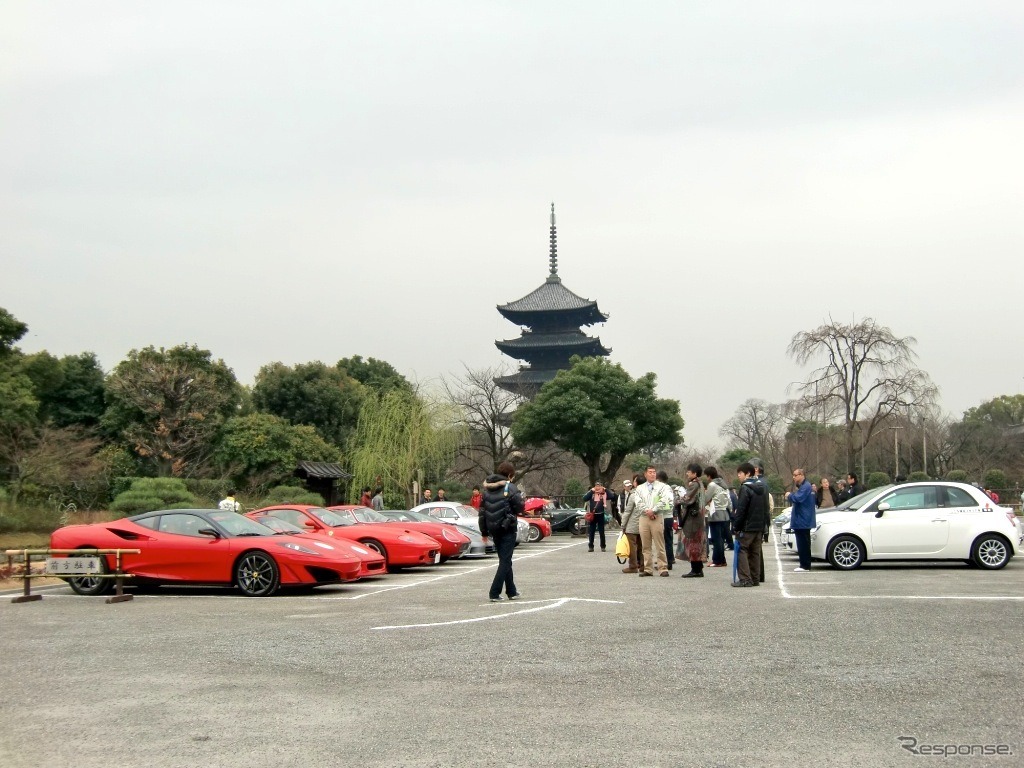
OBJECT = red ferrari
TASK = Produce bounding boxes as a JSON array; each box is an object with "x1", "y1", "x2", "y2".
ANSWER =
[
  {"x1": 49, "y1": 508, "x2": 364, "y2": 597},
  {"x1": 248, "y1": 514, "x2": 388, "y2": 578},
  {"x1": 327, "y1": 505, "x2": 471, "y2": 561},
  {"x1": 249, "y1": 505, "x2": 440, "y2": 571}
]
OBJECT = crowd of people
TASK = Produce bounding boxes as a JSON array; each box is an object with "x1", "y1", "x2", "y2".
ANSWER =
[{"x1": 585, "y1": 462, "x2": 870, "y2": 585}]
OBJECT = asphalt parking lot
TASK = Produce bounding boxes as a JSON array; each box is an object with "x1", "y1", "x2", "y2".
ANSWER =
[{"x1": 1, "y1": 532, "x2": 1022, "y2": 768}]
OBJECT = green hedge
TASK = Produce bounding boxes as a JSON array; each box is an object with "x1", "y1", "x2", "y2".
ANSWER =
[
  {"x1": 257, "y1": 486, "x2": 325, "y2": 507},
  {"x1": 111, "y1": 478, "x2": 198, "y2": 515},
  {"x1": 866, "y1": 472, "x2": 891, "y2": 489}
]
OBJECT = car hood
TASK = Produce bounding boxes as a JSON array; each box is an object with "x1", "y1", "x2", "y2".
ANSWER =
[{"x1": 814, "y1": 509, "x2": 865, "y2": 526}]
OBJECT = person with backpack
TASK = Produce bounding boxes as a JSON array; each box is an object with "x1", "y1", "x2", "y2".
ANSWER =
[
  {"x1": 480, "y1": 461, "x2": 525, "y2": 602},
  {"x1": 703, "y1": 466, "x2": 731, "y2": 568}
]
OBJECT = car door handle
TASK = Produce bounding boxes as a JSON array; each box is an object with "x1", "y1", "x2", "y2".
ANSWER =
[{"x1": 931, "y1": 519, "x2": 947, "y2": 523}]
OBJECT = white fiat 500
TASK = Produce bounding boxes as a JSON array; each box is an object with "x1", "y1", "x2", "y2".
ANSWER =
[{"x1": 810, "y1": 482, "x2": 1023, "y2": 570}]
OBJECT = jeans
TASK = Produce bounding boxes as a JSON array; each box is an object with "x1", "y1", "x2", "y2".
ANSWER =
[
  {"x1": 588, "y1": 513, "x2": 606, "y2": 550},
  {"x1": 794, "y1": 528, "x2": 812, "y2": 570},
  {"x1": 709, "y1": 521, "x2": 728, "y2": 565},
  {"x1": 663, "y1": 518, "x2": 675, "y2": 566},
  {"x1": 488, "y1": 531, "x2": 518, "y2": 599}
]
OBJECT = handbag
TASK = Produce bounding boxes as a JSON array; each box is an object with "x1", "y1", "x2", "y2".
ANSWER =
[
  {"x1": 615, "y1": 532, "x2": 630, "y2": 558},
  {"x1": 584, "y1": 511, "x2": 594, "y2": 522}
]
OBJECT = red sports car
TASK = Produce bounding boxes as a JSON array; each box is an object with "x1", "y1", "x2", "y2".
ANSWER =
[
  {"x1": 49, "y1": 508, "x2": 364, "y2": 597},
  {"x1": 328, "y1": 505, "x2": 471, "y2": 562},
  {"x1": 249, "y1": 505, "x2": 440, "y2": 571},
  {"x1": 248, "y1": 514, "x2": 388, "y2": 578},
  {"x1": 521, "y1": 514, "x2": 553, "y2": 543}
]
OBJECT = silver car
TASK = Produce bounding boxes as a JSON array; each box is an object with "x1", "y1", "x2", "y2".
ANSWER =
[{"x1": 411, "y1": 501, "x2": 530, "y2": 544}]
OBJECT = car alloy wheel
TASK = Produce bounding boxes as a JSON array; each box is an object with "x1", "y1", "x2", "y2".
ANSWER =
[
  {"x1": 827, "y1": 535, "x2": 864, "y2": 570},
  {"x1": 527, "y1": 524, "x2": 542, "y2": 543},
  {"x1": 66, "y1": 548, "x2": 113, "y2": 596},
  {"x1": 972, "y1": 534, "x2": 1010, "y2": 570},
  {"x1": 235, "y1": 551, "x2": 280, "y2": 597}
]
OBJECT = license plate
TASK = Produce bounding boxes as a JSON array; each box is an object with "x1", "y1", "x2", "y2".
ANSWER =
[
  {"x1": 433, "y1": 552, "x2": 441, "y2": 564},
  {"x1": 45, "y1": 557, "x2": 102, "y2": 575}
]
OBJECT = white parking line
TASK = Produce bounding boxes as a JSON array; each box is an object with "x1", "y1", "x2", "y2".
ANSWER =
[
  {"x1": 771, "y1": 536, "x2": 1024, "y2": 601},
  {"x1": 771, "y1": 536, "x2": 793, "y2": 599},
  {"x1": 370, "y1": 597, "x2": 622, "y2": 630},
  {"x1": 285, "y1": 540, "x2": 587, "y2": 607}
]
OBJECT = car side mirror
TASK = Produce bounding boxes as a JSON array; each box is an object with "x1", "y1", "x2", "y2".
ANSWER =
[
  {"x1": 874, "y1": 502, "x2": 890, "y2": 518},
  {"x1": 198, "y1": 527, "x2": 220, "y2": 538},
  {"x1": 303, "y1": 521, "x2": 317, "y2": 529}
]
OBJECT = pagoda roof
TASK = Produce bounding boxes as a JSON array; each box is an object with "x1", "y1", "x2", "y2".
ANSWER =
[
  {"x1": 493, "y1": 369, "x2": 559, "y2": 396},
  {"x1": 495, "y1": 331, "x2": 610, "y2": 356},
  {"x1": 497, "y1": 277, "x2": 608, "y2": 327}
]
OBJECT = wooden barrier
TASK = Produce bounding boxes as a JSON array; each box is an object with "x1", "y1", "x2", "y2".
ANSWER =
[{"x1": 3, "y1": 549, "x2": 141, "y2": 604}]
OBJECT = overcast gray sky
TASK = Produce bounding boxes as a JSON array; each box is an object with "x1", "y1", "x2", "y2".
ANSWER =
[{"x1": 3, "y1": 1, "x2": 1022, "y2": 448}]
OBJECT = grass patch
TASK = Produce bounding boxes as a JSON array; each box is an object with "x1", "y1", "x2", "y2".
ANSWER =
[
  {"x1": 0, "y1": 505, "x2": 119, "y2": 536},
  {"x1": 0, "y1": 532, "x2": 51, "y2": 550}
]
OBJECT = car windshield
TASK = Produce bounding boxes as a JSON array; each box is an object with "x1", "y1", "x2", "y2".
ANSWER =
[
  {"x1": 208, "y1": 511, "x2": 275, "y2": 537},
  {"x1": 402, "y1": 510, "x2": 436, "y2": 523},
  {"x1": 309, "y1": 508, "x2": 354, "y2": 527},
  {"x1": 353, "y1": 508, "x2": 392, "y2": 523},
  {"x1": 456, "y1": 505, "x2": 477, "y2": 518},
  {"x1": 381, "y1": 510, "x2": 416, "y2": 522},
  {"x1": 253, "y1": 516, "x2": 304, "y2": 534},
  {"x1": 836, "y1": 486, "x2": 891, "y2": 512}
]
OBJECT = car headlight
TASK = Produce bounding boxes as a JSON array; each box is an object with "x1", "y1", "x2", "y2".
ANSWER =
[
  {"x1": 442, "y1": 528, "x2": 462, "y2": 543},
  {"x1": 398, "y1": 534, "x2": 420, "y2": 543},
  {"x1": 277, "y1": 542, "x2": 321, "y2": 556}
]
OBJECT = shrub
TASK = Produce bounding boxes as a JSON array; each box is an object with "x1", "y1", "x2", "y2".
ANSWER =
[
  {"x1": 0, "y1": 504, "x2": 65, "y2": 534},
  {"x1": 258, "y1": 485, "x2": 325, "y2": 507},
  {"x1": 183, "y1": 479, "x2": 226, "y2": 506},
  {"x1": 764, "y1": 475, "x2": 786, "y2": 495},
  {"x1": 111, "y1": 478, "x2": 198, "y2": 515},
  {"x1": 866, "y1": 472, "x2": 891, "y2": 489},
  {"x1": 983, "y1": 469, "x2": 1007, "y2": 490},
  {"x1": 563, "y1": 478, "x2": 586, "y2": 497},
  {"x1": 945, "y1": 470, "x2": 969, "y2": 483},
  {"x1": 907, "y1": 471, "x2": 930, "y2": 483}
]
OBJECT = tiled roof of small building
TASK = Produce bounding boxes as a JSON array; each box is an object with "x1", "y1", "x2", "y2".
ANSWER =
[{"x1": 295, "y1": 461, "x2": 352, "y2": 480}]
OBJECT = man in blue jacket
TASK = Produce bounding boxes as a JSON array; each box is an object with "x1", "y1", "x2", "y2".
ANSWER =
[{"x1": 785, "y1": 468, "x2": 816, "y2": 572}]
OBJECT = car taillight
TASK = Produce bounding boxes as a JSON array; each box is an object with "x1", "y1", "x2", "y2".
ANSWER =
[{"x1": 1006, "y1": 511, "x2": 1018, "y2": 527}]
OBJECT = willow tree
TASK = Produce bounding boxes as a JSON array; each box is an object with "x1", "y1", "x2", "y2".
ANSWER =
[{"x1": 347, "y1": 390, "x2": 465, "y2": 506}]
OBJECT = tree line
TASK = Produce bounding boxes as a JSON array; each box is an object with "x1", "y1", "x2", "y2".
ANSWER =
[
  {"x1": 717, "y1": 317, "x2": 1023, "y2": 494},
  {"x1": 1, "y1": 306, "x2": 1018, "y2": 526}
]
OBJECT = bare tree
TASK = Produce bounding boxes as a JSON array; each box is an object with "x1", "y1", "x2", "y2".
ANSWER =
[
  {"x1": 439, "y1": 365, "x2": 574, "y2": 486},
  {"x1": 718, "y1": 398, "x2": 786, "y2": 474},
  {"x1": 0, "y1": 424, "x2": 107, "y2": 507},
  {"x1": 787, "y1": 317, "x2": 938, "y2": 470}
]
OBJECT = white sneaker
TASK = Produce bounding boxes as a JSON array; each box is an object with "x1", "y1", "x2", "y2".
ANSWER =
[{"x1": 793, "y1": 567, "x2": 808, "y2": 572}]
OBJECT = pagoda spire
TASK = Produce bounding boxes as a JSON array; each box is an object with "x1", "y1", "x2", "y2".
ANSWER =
[{"x1": 547, "y1": 202, "x2": 559, "y2": 282}]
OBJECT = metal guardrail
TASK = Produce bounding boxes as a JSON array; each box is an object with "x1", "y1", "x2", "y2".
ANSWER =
[{"x1": 3, "y1": 549, "x2": 141, "y2": 605}]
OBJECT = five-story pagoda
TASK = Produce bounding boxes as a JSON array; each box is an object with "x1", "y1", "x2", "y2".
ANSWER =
[{"x1": 494, "y1": 205, "x2": 610, "y2": 398}]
